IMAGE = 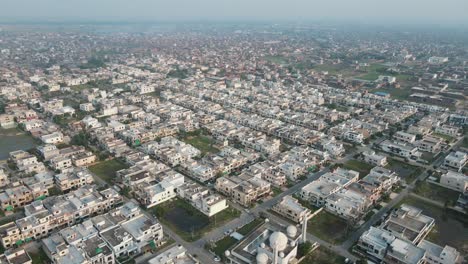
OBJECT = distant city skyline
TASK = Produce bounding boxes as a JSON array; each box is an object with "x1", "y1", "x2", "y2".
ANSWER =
[{"x1": 2, "y1": 0, "x2": 468, "y2": 25}]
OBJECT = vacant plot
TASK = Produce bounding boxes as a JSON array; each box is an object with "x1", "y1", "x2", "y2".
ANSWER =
[
  {"x1": 413, "y1": 181, "x2": 460, "y2": 205},
  {"x1": 28, "y1": 248, "x2": 51, "y2": 264},
  {"x1": 0, "y1": 128, "x2": 36, "y2": 160},
  {"x1": 263, "y1": 55, "x2": 288, "y2": 65},
  {"x1": 432, "y1": 132, "x2": 455, "y2": 142},
  {"x1": 396, "y1": 196, "x2": 468, "y2": 257},
  {"x1": 386, "y1": 158, "x2": 422, "y2": 183},
  {"x1": 311, "y1": 64, "x2": 347, "y2": 75},
  {"x1": 150, "y1": 198, "x2": 240, "y2": 242},
  {"x1": 89, "y1": 159, "x2": 129, "y2": 184},
  {"x1": 343, "y1": 159, "x2": 374, "y2": 178},
  {"x1": 180, "y1": 131, "x2": 219, "y2": 157},
  {"x1": 300, "y1": 246, "x2": 346, "y2": 264},
  {"x1": 358, "y1": 64, "x2": 387, "y2": 81},
  {"x1": 308, "y1": 210, "x2": 350, "y2": 244}
]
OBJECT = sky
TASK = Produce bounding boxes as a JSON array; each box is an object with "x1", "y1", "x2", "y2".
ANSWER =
[{"x1": 2, "y1": 0, "x2": 468, "y2": 25}]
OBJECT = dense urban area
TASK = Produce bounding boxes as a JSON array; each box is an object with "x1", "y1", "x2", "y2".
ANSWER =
[{"x1": 0, "y1": 23, "x2": 467, "y2": 264}]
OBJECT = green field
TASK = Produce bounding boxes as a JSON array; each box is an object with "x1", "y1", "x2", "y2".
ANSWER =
[
  {"x1": 358, "y1": 64, "x2": 387, "y2": 81},
  {"x1": 180, "y1": 130, "x2": 219, "y2": 157},
  {"x1": 343, "y1": 159, "x2": 374, "y2": 178},
  {"x1": 29, "y1": 248, "x2": 51, "y2": 264},
  {"x1": 263, "y1": 55, "x2": 288, "y2": 64},
  {"x1": 432, "y1": 132, "x2": 455, "y2": 142},
  {"x1": 89, "y1": 159, "x2": 129, "y2": 184},
  {"x1": 311, "y1": 64, "x2": 346, "y2": 74},
  {"x1": 149, "y1": 198, "x2": 240, "y2": 242},
  {"x1": 211, "y1": 236, "x2": 237, "y2": 258},
  {"x1": 413, "y1": 181, "x2": 460, "y2": 205},
  {"x1": 386, "y1": 158, "x2": 422, "y2": 183},
  {"x1": 308, "y1": 210, "x2": 350, "y2": 244}
]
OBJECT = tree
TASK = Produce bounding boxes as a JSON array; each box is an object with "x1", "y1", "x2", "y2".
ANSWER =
[
  {"x1": 71, "y1": 132, "x2": 89, "y2": 147},
  {"x1": 297, "y1": 241, "x2": 313, "y2": 257}
]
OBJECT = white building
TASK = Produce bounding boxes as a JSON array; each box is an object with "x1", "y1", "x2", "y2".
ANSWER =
[
  {"x1": 394, "y1": 131, "x2": 417, "y2": 144},
  {"x1": 439, "y1": 171, "x2": 468, "y2": 194},
  {"x1": 379, "y1": 140, "x2": 421, "y2": 159},
  {"x1": 363, "y1": 151, "x2": 388, "y2": 167},
  {"x1": 442, "y1": 151, "x2": 467, "y2": 172},
  {"x1": 41, "y1": 132, "x2": 64, "y2": 145}
]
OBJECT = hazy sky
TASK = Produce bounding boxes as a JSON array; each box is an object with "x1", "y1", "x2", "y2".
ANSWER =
[{"x1": 2, "y1": 0, "x2": 468, "y2": 24}]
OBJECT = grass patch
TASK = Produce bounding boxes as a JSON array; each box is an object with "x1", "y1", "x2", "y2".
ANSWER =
[
  {"x1": 413, "y1": 181, "x2": 460, "y2": 205},
  {"x1": 263, "y1": 55, "x2": 288, "y2": 64},
  {"x1": 237, "y1": 218, "x2": 264, "y2": 236},
  {"x1": 271, "y1": 187, "x2": 283, "y2": 197},
  {"x1": 29, "y1": 248, "x2": 51, "y2": 264},
  {"x1": 180, "y1": 130, "x2": 219, "y2": 156},
  {"x1": 326, "y1": 103, "x2": 348, "y2": 112},
  {"x1": 311, "y1": 64, "x2": 348, "y2": 75},
  {"x1": 89, "y1": 159, "x2": 129, "y2": 184},
  {"x1": 48, "y1": 186, "x2": 63, "y2": 196},
  {"x1": 300, "y1": 246, "x2": 346, "y2": 264},
  {"x1": 462, "y1": 136, "x2": 468, "y2": 148},
  {"x1": 432, "y1": 132, "x2": 454, "y2": 142},
  {"x1": 149, "y1": 198, "x2": 240, "y2": 242},
  {"x1": 211, "y1": 236, "x2": 237, "y2": 257},
  {"x1": 358, "y1": 64, "x2": 387, "y2": 81},
  {"x1": 343, "y1": 159, "x2": 374, "y2": 178},
  {"x1": 386, "y1": 158, "x2": 422, "y2": 183},
  {"x1": 308, "y1": 210, "x2": 351, "y2": 244}
]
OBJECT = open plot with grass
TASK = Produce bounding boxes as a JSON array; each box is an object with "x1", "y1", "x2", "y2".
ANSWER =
[
  {"x1": 311, "y1": 64, "x2": 355, "y2": 75},
  {"x1": 211, "y1": 236, "x2": 238, "y2": 257},
  {"x1": 357, "y1": 64, "x2": 387, "y2": 81},
  {"x1": 326, "y1": 103, "x2": 349, "y2": 112},
  {"x1": 386, "y1": 158, "x2": 422, "y2": 183},
  {"x1": 179, "y1": 130, "x2": 219, "y2": 157},
  {"x1": 300, "y1": 246, "x2": 346, "y2": 264},
  {"x1": 28, "y1": 248, "x2": 51, "y2": 264},
  {"x1": 413, "y1": 181, "x2": 461, "y2": 205},
  {"x1": 263, "y1": 55, "x2": 288, "y2": 65},
  {"x1": 343, "y1": 159, "x2": 374, "y2": 178},
  {"x1": 396, "y1": 196, "x2": 468, "y2": 257},
  {"x1": 432, "y1": 132, "x2": 455, "y2": 142},
  {"x1": 462, "y1": 137, "x2": 468, "y2": 149},
  {"x1": 89, "y1": 159, "x2": 129, "y2": 184},
  {"x1": 308, "y1": 210, "x2": 351, "y2": 244},
  {"x1": 149, "y1": 198, "x2": 240, "y2": 242}
]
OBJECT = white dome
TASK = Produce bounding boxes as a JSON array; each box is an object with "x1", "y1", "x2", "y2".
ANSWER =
[
  {"x1": 286, "y1": 225, "x2": 297, "y2": 238},
  {"x1": 279, "y1": 252, "x2": 285, "y2": 258},
  {"x1": 256, "y1": 253, "x2": 269, "y2": 264},
  {"x1": 224, "y1": 250, "x2": 230, "y2": 257},
  {"x1": 269, "y1": 231, "x2": 288, "y2": 251},
  {"x1": 260, "y1": 243, "x2": 266, "y2": 248}
]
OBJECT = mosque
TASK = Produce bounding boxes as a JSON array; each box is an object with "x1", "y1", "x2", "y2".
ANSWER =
[{"x1": 224, "y1": 218, "x2": 306, "y2": 264}]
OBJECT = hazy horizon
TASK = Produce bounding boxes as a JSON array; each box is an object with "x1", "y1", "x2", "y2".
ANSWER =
[{"x1": 2, "y1": 0, "x2": 468, "y2": 26}]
